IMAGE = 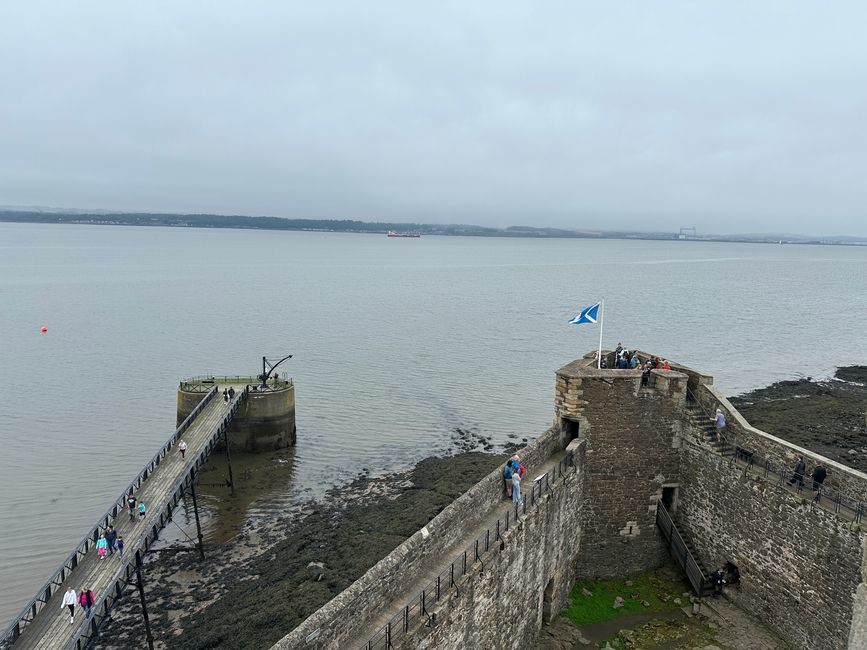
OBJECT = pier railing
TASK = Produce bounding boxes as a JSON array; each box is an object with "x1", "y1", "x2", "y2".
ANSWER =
[
  {"x1": 1, "y1": 386, "x2": 219, "y2": 646},
  {"x1": 181, "y1": 375, "x2": 292, "y2": 393},
  {"x1": 65, "y1": 386, "x2": 249, "y2": 650},
  {"x1": 357, "y1": 453, "x2": 574, "y2": 650},
  {"x1": 65, "y1": 386, "x2": 250, "y2": 650}
]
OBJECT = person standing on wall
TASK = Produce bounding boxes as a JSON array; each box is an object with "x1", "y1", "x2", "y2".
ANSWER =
[
  {"x1": 787, "y1": 456, "x2": 806, "y2": 489},
  {"x1": 61, "y1": 588, "x2": 76, "y2": 625},
  {"x1": 511, "y1": 464, "x2": 523, "y2": 506},
  {"x1": 503, "y1": 458, "x2": 514, "y2": 498},
  {"x1": 641, "y1": 361, "x2": 652, "y2": 387},
  {"x1": 811, "y1": 462, "x2": 828, "y2": 497}
]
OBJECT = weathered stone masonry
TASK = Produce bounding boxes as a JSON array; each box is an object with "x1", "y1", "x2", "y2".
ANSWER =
[
  {"x1": 272, "y1": 354, "x2": 867, "y2": 650},
  {"x1": 555, "y1": 360, "x2": 686, "y2": 578}
]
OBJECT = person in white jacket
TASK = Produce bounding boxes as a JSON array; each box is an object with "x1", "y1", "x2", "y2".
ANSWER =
[{"x1": 61, "y1": 588, "x2": 76, "y2": 624}]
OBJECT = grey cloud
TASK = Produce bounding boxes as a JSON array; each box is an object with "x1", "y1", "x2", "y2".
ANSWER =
[{"x1": 1, "y1": 1, "x2": 866, "y2": 236}]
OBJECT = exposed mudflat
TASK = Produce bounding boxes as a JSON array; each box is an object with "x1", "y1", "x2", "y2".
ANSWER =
[
  {"x1": 89, "y1": 368, "x2": 867, "y2": 649},
  {"x1": 92, "y1": 442, "x2": 504, "y2": 650},
  {"x1": 729, "y1": 366, "x2": 867, "y2": 472}
]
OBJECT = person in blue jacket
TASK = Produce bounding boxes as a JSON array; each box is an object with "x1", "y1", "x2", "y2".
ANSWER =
[{"x1": 503, "y1": 458, "x2": 516, "y2": 498}]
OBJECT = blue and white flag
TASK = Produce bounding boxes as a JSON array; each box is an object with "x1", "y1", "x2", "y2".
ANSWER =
[{"x1": 568, "y1": 302, "x2": 600, "y2": 325}]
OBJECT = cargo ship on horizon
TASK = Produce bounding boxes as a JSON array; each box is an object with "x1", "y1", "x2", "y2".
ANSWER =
[{"x1": 387, "y1": 230, "x2": 421, "y2": 238}]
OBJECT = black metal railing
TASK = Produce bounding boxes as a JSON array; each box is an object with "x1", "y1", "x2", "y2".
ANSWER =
[
  {"x1": 0, "y1": 385, "x2": 219, "y2": 646},
  {"x1": 358, "y1": 453, "x2": 574, "y2": 650},
  {"x1": 180, "y1": 375, "x2": 292, "y2": 393},
  {"x1": 726, "y1": 443, "x2": 863, "y2": 522},
  {"x1": 685, "y1": 387, "x2": 864, "y2": 523},
  {"x1": 63, "y1": 386, "x2": 249, "y2": 650},
  {"x1": 655, "y1": 502, "x2": 709, "y2": 596}
]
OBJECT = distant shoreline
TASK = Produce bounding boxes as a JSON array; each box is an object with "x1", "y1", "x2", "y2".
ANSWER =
[{"x1": 2, "y1": 209, "x2": 865, "y2": 247}]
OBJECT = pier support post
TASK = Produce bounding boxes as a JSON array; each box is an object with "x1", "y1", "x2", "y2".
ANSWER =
[
  {"x1": 189, "y1": 478, "x2": 205, "y2": 561},
  {"x1": 223, "y1": 426, "x2": 235, "y2": 495},
  {"x1": 135, "y1": 550, "x2": 155, "y2": 650}
]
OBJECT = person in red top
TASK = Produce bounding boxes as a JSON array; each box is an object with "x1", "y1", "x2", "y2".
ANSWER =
[
  {"x1": 78, "y1": 588, "x2": 95, "y2": 618},
  {"x1": 662, "y1": 360, "x2": 672, "y2": 370}
]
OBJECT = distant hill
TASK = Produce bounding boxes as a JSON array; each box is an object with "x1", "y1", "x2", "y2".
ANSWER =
[{"x1": 1, "y1": 208, "x2": 865, "y2": 246}]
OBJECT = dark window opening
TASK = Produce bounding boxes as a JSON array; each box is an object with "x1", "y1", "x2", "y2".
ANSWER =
[{"x1": 563, "y1": 419, "x2": 580, "y2": 441}]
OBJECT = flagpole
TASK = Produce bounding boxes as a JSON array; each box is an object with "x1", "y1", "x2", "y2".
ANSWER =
[{"x1": 597, "y1": 299, "x2": 604, "y2": 369}]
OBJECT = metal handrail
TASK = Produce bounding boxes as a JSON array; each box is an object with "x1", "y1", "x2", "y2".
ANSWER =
[
  {"x1": 656, "y1": 502, "x2": 708, "y2": 595},
  {"x1": 65, "y1": 386, "x2": 250, "y2": 650},
  {"x1": 181, "y1": 376, "x2": 292, "y2": 393},
  {"x1": 722, "y1": 434, "x2": 863, "y2": 522},
  {"x1": 685, "y1": 386, "x2": 714, "y2": 421},
  {"x1": 358, "y1": 453, "x2": 574, "y2": 650},
  {"x1": 1, "y1": 386, "x2": 218, "y2": 646},
  {"x1": 685, "y1": 387, "x2": 865, "y2": 523}
]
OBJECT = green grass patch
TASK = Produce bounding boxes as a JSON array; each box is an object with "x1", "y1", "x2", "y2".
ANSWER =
[{"x1": 562, "y1": 569, "x2": 687, "y2": 627}]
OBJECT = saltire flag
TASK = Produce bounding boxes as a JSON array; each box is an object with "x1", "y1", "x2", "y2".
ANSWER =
[{"x1": 568, "y1": 302, "x2": 600, "y2": 325}]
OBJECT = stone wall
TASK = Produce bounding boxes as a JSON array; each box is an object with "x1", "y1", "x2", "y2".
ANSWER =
[
  {"x1": 272, "y1": 425, "x2": 573, "y2": 649},
  {"x1": 676, "y1": 440, "x2": 865, "y2": 650},
  {"x1": 411, "y1": 440, "x2": 586, "y2": 649},
  {"x1": 691, "y1": 382, "x2": 867, "y2": 503},
  {"x1": 555, "y1": 357, "x2": 686, "y2": 578},
  {"x1": 271, "y1": 353, "x2": 867, "y2": 650}
]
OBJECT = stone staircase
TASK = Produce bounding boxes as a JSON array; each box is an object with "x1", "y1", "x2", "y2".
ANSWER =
[{"x1": 685, "y1": 401, "x2": 734, "y2": 458}]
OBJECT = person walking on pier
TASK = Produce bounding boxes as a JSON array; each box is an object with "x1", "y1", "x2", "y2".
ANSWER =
[
  {"x1": 115, "y1": 535, "x2": 125, "y2": 557},
  {"x1": 138, "y1": 501, "x2": 146, "y2": 520},
  {"x1": 126, "y1": 491, "x2": 137, "y2": 520},
  {"x1": 61, "y1": 588, "x2": 76, "y2": 625},
  {"x1": 105, "y1": 525, "x2": 117, "y2": 556},
  {"x1": 96, "y1": 533, "x2": 108, "y2": 560},
  {"x1": 78, "y1": 588, "x2": 95, "y2": 618},
  {"x1": 179, "y1": 440, "x2": 188, "y2": 459},
  {"x1": 223, "y1": 388, "x2": 229, "y2": 404},
  {"x1": 228, "y1": 386, "x2": 236, "y2": 400}
]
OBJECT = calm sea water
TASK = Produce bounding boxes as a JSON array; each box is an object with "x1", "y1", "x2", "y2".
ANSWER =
[{"x1": 1, "y1": 222, "x2": 866, "y2": 623}]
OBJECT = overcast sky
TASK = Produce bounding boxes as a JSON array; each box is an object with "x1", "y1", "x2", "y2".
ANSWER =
[{"x1": 1, "y1": 2, "x2": 866, "y2": 236}]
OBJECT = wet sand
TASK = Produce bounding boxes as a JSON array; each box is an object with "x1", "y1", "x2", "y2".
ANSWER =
[{"x1": 729, "y1": 365, "x2": 867, "y2": 472}]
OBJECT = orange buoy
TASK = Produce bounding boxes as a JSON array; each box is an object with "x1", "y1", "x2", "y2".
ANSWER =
[{"x1": 40, "y1": 326, "x2": 47, "y2": 333}]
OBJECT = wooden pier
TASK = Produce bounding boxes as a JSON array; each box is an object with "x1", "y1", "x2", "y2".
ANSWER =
[{"x1": 1, "y1": 385, "x2": 249, "y2": 650}]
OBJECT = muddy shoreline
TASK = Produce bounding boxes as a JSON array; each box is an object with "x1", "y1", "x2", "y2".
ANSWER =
[
  {"x1": 93, "y1": 436, "x2": 512, "y2": 650},
  {"x1": 93, "y1": 367, "x2": 866, "y2": 649},
  {"x1": 729, "y1": 365, "x2": 867, "y2": 472}
]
